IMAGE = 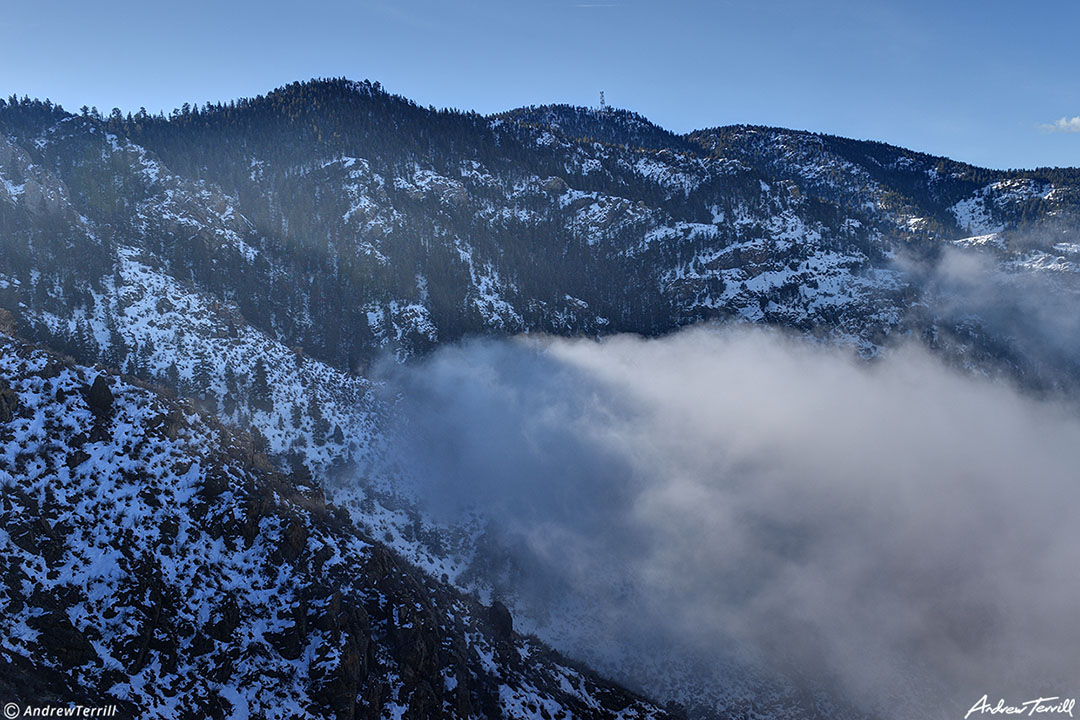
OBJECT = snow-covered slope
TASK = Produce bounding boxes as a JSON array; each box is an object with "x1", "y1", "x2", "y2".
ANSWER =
[
  {"x1": 4, "y1": 81, "x2": 1080, "y2": 720},
  {"x1": 0, "y1": 334, "x2": 671, "y2": 719}
]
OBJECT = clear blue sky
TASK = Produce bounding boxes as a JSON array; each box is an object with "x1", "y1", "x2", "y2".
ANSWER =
[{"x1": 3, "y1": 0, "x2": 1079, "y2": 169}]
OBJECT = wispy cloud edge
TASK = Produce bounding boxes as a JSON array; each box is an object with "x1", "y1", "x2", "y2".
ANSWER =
[{"x1": 1040, "y1": 115, "x2": 1080, "y2": 133}]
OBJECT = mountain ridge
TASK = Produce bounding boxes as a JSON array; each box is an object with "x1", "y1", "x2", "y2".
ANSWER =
[{"x1": 14, "y1": 77, "x2": 1080, "y2": 174}]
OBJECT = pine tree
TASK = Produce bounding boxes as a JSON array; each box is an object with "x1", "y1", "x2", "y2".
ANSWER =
[
  {"x1": 164, "y1": 362, "x2": 180, "y2": 388},
  {"x1": 251, "y1": 357, "x2": 273, "y2": 413},
  {"x1": 308, "y1": 388, "x2": 329, "y2": 445},
  {"x1": 192, "y1": 353, "x2": 214, "y2": 397}
]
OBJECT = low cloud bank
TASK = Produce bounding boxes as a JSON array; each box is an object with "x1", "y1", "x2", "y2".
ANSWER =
[
  {"x1": 898, "y1": 245, "x2": 1080, "y2": 396},
  {"x1": 376, "y1": 326, "x2": 1080, "y2": 718}
]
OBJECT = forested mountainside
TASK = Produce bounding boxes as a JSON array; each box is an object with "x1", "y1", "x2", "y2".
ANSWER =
[
  {"x1": 4, "y1": 78, "x2": 1079, "y2": 382},
  {"x1": 3, "y1": 77, "x2": 1080, "y2": 719},
  {"x1": 0, "y1": 333, "x2": 674, "y2": 720}
]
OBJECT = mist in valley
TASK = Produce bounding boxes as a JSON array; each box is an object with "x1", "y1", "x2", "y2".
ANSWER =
[{"x1": 372, "y1": 319, "x2": 1080, "y2": 719}]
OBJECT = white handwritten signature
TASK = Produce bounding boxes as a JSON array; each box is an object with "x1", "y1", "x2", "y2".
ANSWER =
[{"x1": 966, "y1": 695, "x2": 1076, "y2": 719}]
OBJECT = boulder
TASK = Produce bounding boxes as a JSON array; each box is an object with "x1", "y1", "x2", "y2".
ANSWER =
[
  {"x1": 86, "y1": 374, "x2": 114, "y2": 419},
  {"x1": 0, "y1": 379, "x2": 18, "y2": 423},
  {"x1": 488, "y1": 600, "x2": 513, "y2": 641}
]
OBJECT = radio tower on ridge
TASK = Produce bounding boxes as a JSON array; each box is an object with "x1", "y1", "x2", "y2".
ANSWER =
[{"x1": 599, "y1": 91, "x2": 608, "y2": 113}]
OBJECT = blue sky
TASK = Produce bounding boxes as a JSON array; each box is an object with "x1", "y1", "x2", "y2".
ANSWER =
[{"x1": 3, "y1": 0, "x2": 1079, "y2": 169}]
